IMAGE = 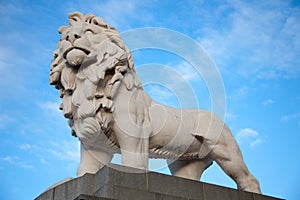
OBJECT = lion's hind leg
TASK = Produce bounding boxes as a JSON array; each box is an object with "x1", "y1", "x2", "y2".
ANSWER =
[
  {"x1": 167, "y1": 158, "x2": 212, "y2": 181},
  {"x1": 208, "y1": 125, "x2": 261, "y2": 193}
]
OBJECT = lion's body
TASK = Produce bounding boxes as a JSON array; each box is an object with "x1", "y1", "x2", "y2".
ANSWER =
[
  {"x1": 50, "y1": 12, "x2": 261, "y2": 194},
  {"x1": 113, "y1": 80, "x2": 217, "y2": 160}
]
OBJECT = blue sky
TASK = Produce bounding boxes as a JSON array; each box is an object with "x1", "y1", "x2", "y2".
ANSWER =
[{"x1": 0, "y1": 0, "x2": 299, "y2": 199}]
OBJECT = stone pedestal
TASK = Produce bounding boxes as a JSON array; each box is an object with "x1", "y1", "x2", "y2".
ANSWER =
[{"x1": 35, "y1": 164, "x2": 282, "y2": 200}]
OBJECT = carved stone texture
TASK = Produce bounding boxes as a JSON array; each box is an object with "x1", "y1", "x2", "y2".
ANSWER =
[{"x1": 49, "y1": 12, "x2": 261, "y2": 194}]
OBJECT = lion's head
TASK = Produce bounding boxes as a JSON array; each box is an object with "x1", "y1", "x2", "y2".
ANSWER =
[
  {"x1": 49, "y1": 12, "x2": 139, "y2": 146},
  {"x1": 50, "y1": 12, "x2": 134, "y2": 86}
]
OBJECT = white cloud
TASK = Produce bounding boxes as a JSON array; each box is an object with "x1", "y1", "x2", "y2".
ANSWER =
[
  {"x1": 137, "y1": 62, "x2": 203, "y2": 108},
  {"x1": 144, "y1": 84, "x2": 179, "y2": 107},
  {"x1": 263, "y1": 99, "x2": 274, "y2": 106},
  {"x1": 237, "y1": 128, "x2": 259, "y2": 139},
  {"x1": 38, "y1": 101, "x2": 61, "y2": 114},
  {"x1": 227, "y1": 86, "x2": 248, "y2": 99},
  {"x1": 38, "y1": 101, "x2": 65, "y2": 119},
  {"x1": 281, "y1": 112, "x2": 300, "y2": 121},
  {"x1": 73, "y1": 0, "x2": 153, "y2": 30},
  {"x1": 172, "y1": 62, "x2": 202, "y2": 82},
  {"x1": 0, "y1": 114, "x2": 14, "y2": 128},
  {"x1": 40, "y1": 158, "x2": 46, "y2": 164},
  {"x1": 0, "y1": 2, "x2": 28, "y2": 15},
  {"x1": 0, "y1": 46, "x2": 14, "y2": 72},
  {"x1": 281, "y1": 112, "x2": 300, "y2": 124},
  {"x1": 19, "y1": 144, "x2": 36, "y2": 150},
  {"x1": 225, "y1": 111, "x2": 238, "y2": 122},
  {"x1": 47, "y1": 140, "x2": 80, "y2": 162},
  {"x1": 198, "y1": 0, "x2": 300, "y2": 79},
  {"x1": 250, "y1": 139, "x2": 262, "y2": 147},
  {"x1": 147, "y1": 85, "x2": 174, "y2": 98},
  {"x1": 236, "y1": 128, "x2": 263, "y2": 147},
  {"x1": 0, "y1": 156, "x2": 16, "y2": 162},
  {"x1": 236, "y1": 86, "x2": 248, "y2": 98},
  {"x1": 0, "y1": 156, "x2": 33, "y2": 169}
]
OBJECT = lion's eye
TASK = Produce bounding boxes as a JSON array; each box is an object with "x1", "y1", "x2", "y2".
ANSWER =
[
  {"x1": 71, "y1": 17, "x2": 78, "y2": 22},
  {"x1": 65, "y1": 89, "x2": 73, "y2": 95}
]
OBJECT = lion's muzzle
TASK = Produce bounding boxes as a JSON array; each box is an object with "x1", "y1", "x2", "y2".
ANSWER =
[
  {"x1": 61, "y1": 30, "x2": 92, "y2": 67},
  {"x1": 66, "y1": 48, "x2": 89, "y2": 67}
]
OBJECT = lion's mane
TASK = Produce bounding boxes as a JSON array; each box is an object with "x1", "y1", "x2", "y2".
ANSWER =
[{"x1": 49, "y1": 12, "x2": 140, "y2": 149}]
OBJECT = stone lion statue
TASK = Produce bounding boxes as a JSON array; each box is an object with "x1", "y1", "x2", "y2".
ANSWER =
[{"x1": 50, "y1": 12, "x2": 261, "y2": 193}]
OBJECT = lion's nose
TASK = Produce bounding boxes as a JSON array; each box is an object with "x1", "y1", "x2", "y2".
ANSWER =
[
  {"x1": 66, "y1": 31, "x2": 81, "y2": 43},
  {"x1": 64, "y1": 112, "x2": 73, "y2": 119},
  {"x1": 63, "y1": 106, "x2": 73, "y2": 119}
]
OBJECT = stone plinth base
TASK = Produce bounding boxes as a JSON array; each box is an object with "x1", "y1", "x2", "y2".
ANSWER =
[{"x1": 35, "y1": 164, "x2": 282, "y2": 200}]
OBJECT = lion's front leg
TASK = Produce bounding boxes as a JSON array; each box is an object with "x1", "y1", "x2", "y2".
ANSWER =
[
  {"x1": 121, "y1": 136, "x2": 149, "y2": 170},
  {"x1": 113, "y1": 86, "x2": 152, "y2": 170},
  {"x1": 77, "y1": 142, "x2": 113, "y2": 176},
  {"x1": 115, "y1": 126, "x2": 149, "y2": 170}
]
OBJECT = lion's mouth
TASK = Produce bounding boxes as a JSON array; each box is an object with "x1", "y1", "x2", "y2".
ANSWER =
[
  {"x1": 63, "y1": 47, "x2": 91, "y2": 59},
  {"x1": 64, "y1": 47, "x2": 91, "y2": 67}
]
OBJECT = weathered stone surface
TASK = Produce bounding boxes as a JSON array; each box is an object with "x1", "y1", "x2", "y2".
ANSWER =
[
  {"x1": 74, "y1": 194, "x2": 115, "y2": 200},
  {"x1": 147, "y1": 172, "x2": 204, "y2": 199},
  {"x1": 203, "y1": 182, "x2": 239, "y2": 200},
  {"x1": 53, "y1": 173, "x2": 95, "y2": 200},
  {"x1": 35, "y1": 164, "x2": 282, "y2": 200},
  {"x1": 35, "y1": 188, "x2": 54, "y2": 200}
]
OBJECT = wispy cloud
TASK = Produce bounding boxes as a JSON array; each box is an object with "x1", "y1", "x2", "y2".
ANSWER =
[
  {"x1": 144, "y1": 84, "x2": 179, "y2": 107},
  {"x1": 236, "y1": 128, "x2": 263, "y2": 147},
  {"x1": 0, "y1": 2, "x2": 28, "y2": 15},
  {"x1": 0, "y1": 46, "x2": 14, "y2": 72},
  {"x1": 281, "y1": 112, "x2": 300, "y2": 127},
  {"x1": 38, "y1": 101, "x2": 61, "y2": 114},
  {"x1": 71, "y1": 0, "x2": 153, "y2": 30},
  {"x1": 263, "y1": 99, "x2": 274, "y2": 106},
  {"x1": 0, "y1": 156, "x2": 33, "y2": 169},
  {"x1": 137, "y1": 63, "x2": 203, "y2": 109},
  {"x1": 225, "y1": 110, "x2": 238, "y2": 122},
  {"x1": 40, "y1": 158, "x2": 46, "y2": 164},
  {"x1": 281, "y1": 112, "x2": 300, "y2": 121},
  {"x1": 19, "y1": 143, "x2": 36, "y2": 150},
  {"x1": 237, "y1": 128, "x2": 259, "y2": 139},
  {"x1": 14, "y1": 141, "x2": 78, "y2": 168},
  {"x1": 198, "y1": 0, "x2": 300, "y2": 79},
  {"x1": 236, "y1": 86, "x2": 248, "y2": 98},
  {"x1": 0, "y1": 114, "x2": 14, "y2": 128},
  {"x1": 227, "y1": 86, "x2": 248, "y2": 100},
  {"x1": 47, "y1": 140, "x2": 80, "y2": 162},
  {"x1": 250, "y1": 138, "x2": 262, "y2": 147},
  {"x1": 172, "y1": 61, "x2": 202, "y2": 82}
]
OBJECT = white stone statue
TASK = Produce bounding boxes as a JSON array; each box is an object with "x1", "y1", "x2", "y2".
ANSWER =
[{"x1": 50, "y1": 12, "x2": 261, "y2": 194}]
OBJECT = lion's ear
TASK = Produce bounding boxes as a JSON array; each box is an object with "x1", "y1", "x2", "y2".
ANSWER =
[
  {"x1": 58, "y1": 26, "x2": 68, "y2": 34},
  {"x1": 84, "y1": 13, "x2": 95, "y2": 23},
  {"x1": 68, "y1": 12, "x2": 84, "y2": 25}
]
